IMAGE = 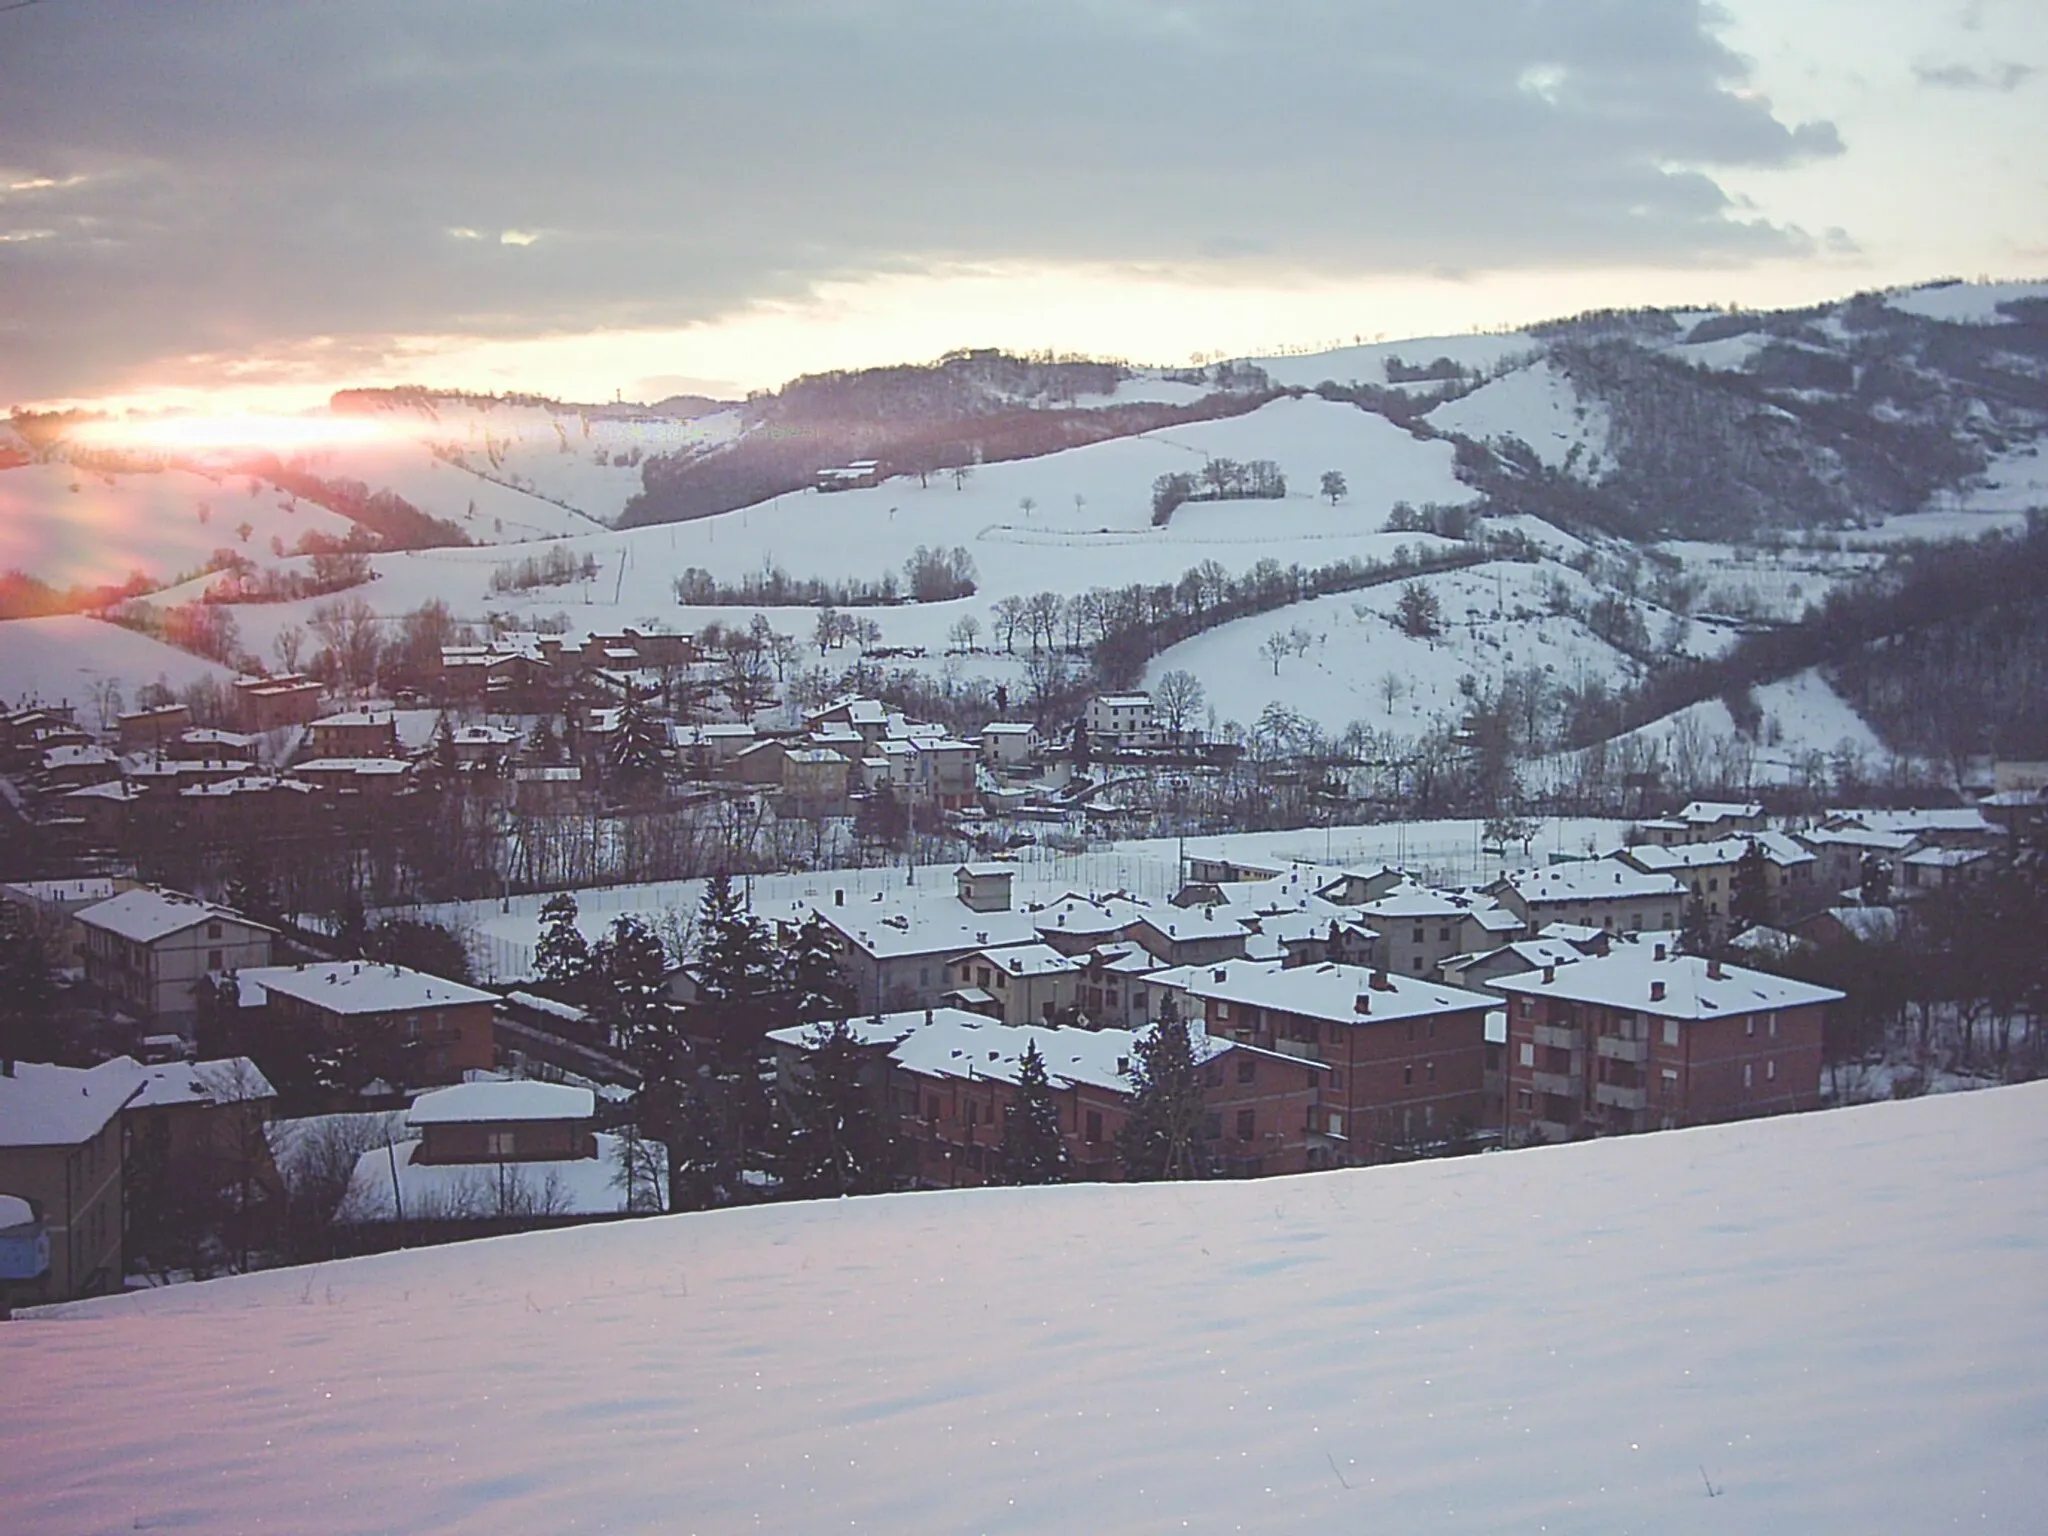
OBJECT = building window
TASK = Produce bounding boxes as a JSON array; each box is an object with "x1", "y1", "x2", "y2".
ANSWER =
[
  {"x1": 1517, "y1": 1089, "x2": 1532, "y2": 1111},
  {"x1": 1660, "y1": 1069, "x2": 1678, "y2": 1100},
  {"x1": 1768, "y1": 1012, "x2": 1778, "y2": 1038},
  {"x1": 1403, "y1": 1064, "x2": 1414, "y2": 1087},
  {"x1": 1743, "y1": 1063, "x2": 1754, "y2": 1088},
  {"x1": 207, "y1": 949, "x2": 223, "y2": 971},
  {"x1": 1085, "y1": 1110, "x2": 1102, "y2": 1143},
  {"x1": 1236, "y1": 1056, "x2": 1257, "y2": 1084},
  {"x1": 1519, "y1": 1043, "x2": 1534, "y2": 1067},
  {"x1": 1746, "y1": 1017, "x2": 1755, "y2": 1037},
  {"x1": 1766, "y1": 1059, "x2": 1776, "y2": 1082},
  {"x1": 1438, "y1": 926, "x2": 1450, "y2": 943},
  {"x1": 1426, "y1": 1061, "x2": 1436, "y2": 1082},
  {"x1": 1236, "y1": 1109, "x2": 1256, "y2": 1141},
  {"x1": 207, "y1": 921, "x2": 223, "y2": 940},
  {"x1": 1412, "y1": 928, "x2": 1424, "y2": 944},
  {"x1": 486, "y1": 1131, "x2": 515, "y2": 1156},
  {"x1": 1663, "y1": 1020, "x2": 1680, "y2": 1047}
]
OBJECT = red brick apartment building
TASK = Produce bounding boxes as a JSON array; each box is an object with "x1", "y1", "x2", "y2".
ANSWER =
[
  {"x1": 1185, "y1": 960, "x2": 1499, "y2": 1161},
  {"x1": 771, "y1": 1010, "x2": 1323, "y2": 1185},
  {"x1": 1493, "y1": 938, "x2": 1843, "y2": 1142},
  {"x1": 238, "y1": 961, "x2": 497, "y2": 1085}
]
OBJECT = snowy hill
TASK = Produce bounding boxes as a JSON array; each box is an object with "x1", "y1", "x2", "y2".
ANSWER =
[
  {"x1": 0, "y1": 615, "x2": 239, "y2": 723},
  {"x1": 8, "y1": 1085, "x2": 2044, "y2": 1534}
]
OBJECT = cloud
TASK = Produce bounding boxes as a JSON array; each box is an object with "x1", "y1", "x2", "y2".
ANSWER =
[
  {"x1": 1913, "y1": 59, "x2": 2035, "y2": 90},
  {"x1": 0, "y1": 0, "x2": 1847, "y2": 400}
]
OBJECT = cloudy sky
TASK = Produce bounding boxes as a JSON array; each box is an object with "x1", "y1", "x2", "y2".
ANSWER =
[{"x1": 1, "y1": 0, "x2": 2042, "y2": 410}]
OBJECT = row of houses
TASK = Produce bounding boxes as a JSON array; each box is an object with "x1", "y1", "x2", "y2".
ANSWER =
[{"x1": 770, "y1": 929, "x2": 1843, "y2": 1186}]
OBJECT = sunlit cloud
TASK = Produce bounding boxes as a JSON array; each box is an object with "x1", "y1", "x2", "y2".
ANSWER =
[{"x1": 499, "y1": 229, "x2": 540, "y2": 247}]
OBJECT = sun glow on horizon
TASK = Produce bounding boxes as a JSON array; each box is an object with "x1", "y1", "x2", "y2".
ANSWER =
[{"x1": 64, "y1": 412, "x2": 405, "y2": 455}]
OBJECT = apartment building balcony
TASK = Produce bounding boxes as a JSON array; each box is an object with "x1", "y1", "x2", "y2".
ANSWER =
[
  {"x1": 1596, "y1": 1035, "x2": 1651, "y2": 1064},
  {"x1": 1530, "y1": 1069, "x2": 1580, "y2": 1099},
  {"x1": 1533, "y1": 1023, "x2": 1583, "y2": 1051},
  {"x1": 1594, "y1": 1081, "x2": 1649, "y2": 1112}
]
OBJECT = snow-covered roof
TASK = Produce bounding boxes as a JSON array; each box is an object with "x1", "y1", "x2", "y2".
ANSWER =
[
  {"x1": 129, "y1": 1057, "x2": 276, "y2": 1109},
  {"x1": 0, "y1": 1057, "x2": 146, "y2": 1146},
  {"x1": 1357, "y1": 884, "x2": 1467, "y2": 920},
  {"x1": 0, "y1": 1193, "x2": 34, "y2": 1229},
  {"x1": 292, "y1": 757, "x2": 412, "y2": 775},
  {"x1": 815, "y1": 898, "x2": 1039, "y2": 960},
  {"x1": 1187, "y1": 959, "x2": 1498, "y2": 1026},
  {"x1": 1032, "y1": 893, "x2": 1145, "y2": 937},
  {"x1": 962, "y1": 942, "x2": 1079, "y2": 978},
  {"x1": 1902, "y1": 846, "x2": 1989, "y2": 868},
  {"x1": 408, "y1": 1081, "x2": 594, "y2": 1126},
  {"x1": 506, "y1": 991, "x2": 593, "y2": 1024},
  {"x1": 240, "y1": 962, "x2": 496, "y2": 1016},
  {"x1": 1675, "y1": 800, "x2": 1763, "y2": 824},
  {"x1": 76, "y1": 887, "x2": 273, "y2": 943},
  {"x1": 1826, "y1": 807, "x2": 1994, "y2": 837},
  {"x1": 1499, "y1": 860, "x2": 1684, "y2": 905},
  {"x1": 1624, "y1": 833, "x2": 1815, "y2": 871},
  {"x1": 1129, "y1": 907, "x2": 1251, "y2": 943},
  {"x1": 1, "y1": 876, "x2": 118, "y2": 906},
  {"x1": 1822, "y1": 906, "x2": 1902, "y2": 944},
  {"x1": 41, "y1": 743, "x2": 115, "y2": 768},
  {"x1": 1795, "y1": 826, "x2": 1917, "y2": 853},
  {"x1": 1492, "y1": 943, "x2": 1843, "y2": 1019},
  {"x1": 956, "y1": 863, "x2": 1015, "y2": 879},
  {"x1": 64, "y1": 780, "x2": 145, "y2": 802},
  {"x1": 981, "y1": 721, "x2": 1036, "y2": 736},
  {"x1": 337, "y1": 1131, "x2": 656, "y2": 1223},
  {"x1": 310, "y1": 710, "x2": 394, "y2": 729}
]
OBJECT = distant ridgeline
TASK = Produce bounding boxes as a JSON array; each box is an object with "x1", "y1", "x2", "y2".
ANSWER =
[
  {"x1": 618, "y1": 350, "x2": 1278, "y2": 527},
  {"x1": 1444, "y1": 290, "x2": 2048, "y2": 543}
]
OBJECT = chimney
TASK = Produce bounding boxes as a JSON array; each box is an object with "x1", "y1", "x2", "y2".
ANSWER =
[
  {"x1": 1707, "y1": 957, "x2": 1724, "y2": 980},
  {"x1": 1212, "y1": 967, "x2": 1226, "y2": 983},
  {"x1": 1371, "y1": 968, "x2": 1395, "y2": 992},
  {"x1": 834, "y1": 888, "x2": 845, "y2": 907},
  {"x1": 1354, "y1": 993, "x2": 1372, "y2": 1015},
  {"x1": 1542, "y1": 964, "x2": 1555, "y2": 984},
  {"x1": 1653, "y1": 943, "x2": 1667, "y2": 961},
  {"x1": 924, "y1": 1008, "x2": 934, "y2": 1023},
  {"x1": 1650, "y1": 980, "x2": 1666, "y2": 1002}
]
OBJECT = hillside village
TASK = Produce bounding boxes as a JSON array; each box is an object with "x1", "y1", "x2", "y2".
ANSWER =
[
  {"x1": 3, "y1": 640, "x2": 2042, "y2": 1303},
  {"x1": 4, "y1": 280, "x2": 2048, "y2": 1309}
]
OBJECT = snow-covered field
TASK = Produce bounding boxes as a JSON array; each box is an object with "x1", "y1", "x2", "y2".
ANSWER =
[
  {"x1": 1425, "y1": 357, "x2": 1610, "y2": 472},
  {"x1": 1250, "y1": 331, "x2": 1536, "y2": 391},
  {"x1": 0, "y1": 462, "x2": 357, "y2": 590},
  {"x1": 1142, "y1": 559, "x2": 1652, "y2": 735},
  {"x1": 0, "y1": 615, "x2": 238, "y2": 721},
  {"x1": 1884, "y1": 277, "x2": 2048, "y2": 325},
  {"x1": 7, "y1": 1084, "x2": 2043, "y2": 1534},
  {"x1": 144, "y1": 395, "x2": 1480, "y2": 667}
]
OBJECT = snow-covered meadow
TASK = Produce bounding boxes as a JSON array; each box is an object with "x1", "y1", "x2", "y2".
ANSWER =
[{"x1": 6, "y1": 1083, "x2": 2043, "y2": 1535}]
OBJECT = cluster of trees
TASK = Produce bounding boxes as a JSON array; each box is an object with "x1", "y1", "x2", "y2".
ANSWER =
[
  {"x1": 0, "y1": 565, "x2": 158, "y2": 621},
  {"x1": 199, "y1": 547, "x2": 374, "y2": 605},
  {"x1": 1571, "y1": 512, "x2": 2048, "y2": 757},
  {"x1": 255, "y1": 465, "x2": 472, "y2": 550},
  {"x1": 1148, "y1": 458, "x2": 1286, "y2": 523},
  {"x1": 490, "y1": 543, "x2": 600, "y2": 594},
  {"x1": 673, "y1": 545, "x2": 975, "y2": 609}
]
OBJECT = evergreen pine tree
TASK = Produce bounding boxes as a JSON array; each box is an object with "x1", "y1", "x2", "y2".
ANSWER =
[
  {"x1": 999, "y1": 1039, "x2": 1068, "y2": 1184},
  {"x1": 777, "y1": 1019, "x2": 892, "y2": 1199},
  {"x1": 607, "y1": 696, "x2": 668, "y2": 790},
  {"x1": 1730, "y1": 839, "x2": 1773, "y2": 933},
  {"x1": 780, "y1": 912, "x2": 857, "y2": 1025},
  {"x1": 694, "y1": 873, "x2": 778, "y2": 1058},
  {"x1": 1117, "y1": 999, "x2": 1212, "y2": 1181},
  {"x1": 1679, "y1": 892, "x2": 1714, "y2": 955},
  {"x1": 534, "y1": 892, "x2": 594, "y2": 989},
  {"x1": 1071, "y1": 717, "x2": 1092, "y2": 775}
]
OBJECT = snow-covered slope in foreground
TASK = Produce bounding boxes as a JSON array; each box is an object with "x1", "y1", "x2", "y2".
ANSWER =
[{"x1": 8, "y1": 1087, "x2": 2045, "y2": 1535}]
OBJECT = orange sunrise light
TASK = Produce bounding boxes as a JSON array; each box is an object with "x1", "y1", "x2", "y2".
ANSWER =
[{"x1": 66, "y1": 413, "x2": 402, "y2": 455}]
